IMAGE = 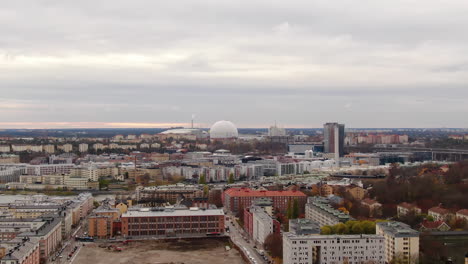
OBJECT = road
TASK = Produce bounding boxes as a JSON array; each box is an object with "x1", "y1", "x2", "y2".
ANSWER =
[
  {"x1": 226, "y1": 216, "x2": 268, "y2": 264},
  {"x1": 49, "y1": 216, "x2": 88, "y2": 264}
]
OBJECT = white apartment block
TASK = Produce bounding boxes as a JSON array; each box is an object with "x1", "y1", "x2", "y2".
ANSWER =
[
  {"x1": 64, "y1": 177, "x2": 89, "y2": 190},
  {"x1": 58, "y1": 144, "x2": 73, "y2": 153},
  {"x1": 252, "y1": 206, "x2": 276, "y2": 245},
  {"x1": 283, "y1": 233, "x2": 385, "y2": 264},
  {"x1": 25, "y1": 164, "x2": 75, "y2": 176},
  {"x1": 93, "y1": 143, "x2": 105, "y2": 150},
  {"x1": 43, "y1": 145, "x2": 55, "y2": 154},
  {"x1": 305, "y1": 197, "x2": 352, "y2": 227},
  {"x1": 78, "y1": 143, "x2": 89, "y2": 152},
  {"x1": 0, "y1": 145, "x2": 11, "y2": 152},
  {"x1": 376, "y1": 222, "x2": 419, "y2": 264},
  {"x1": 140, "y1": 143, "x2": 150, "y2": 149}
]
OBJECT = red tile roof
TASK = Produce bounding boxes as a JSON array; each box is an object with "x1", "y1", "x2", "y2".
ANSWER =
[
  {"x1": 361, "y1": 198, "x2": 380, "y2": 206},
  {"x1": 224, "y1": 188, "x2": 306, "y2": 197},
  {"x1": 456, "y1": 209, "x2": 468, "y2": 216},
  {"x1": 398, "y1": 202, "x2": 420, "y2": 210},
  {"x1": 421, "y1": 220, "x2": 448, "y2": 229},
  {"x1": 429, "y1": 207, "x2": 449, "y2": 215}
]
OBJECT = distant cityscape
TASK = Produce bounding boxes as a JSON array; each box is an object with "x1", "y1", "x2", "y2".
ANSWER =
[{"x1": 0, "y1": 121, "x2": 467, "y2": 264}]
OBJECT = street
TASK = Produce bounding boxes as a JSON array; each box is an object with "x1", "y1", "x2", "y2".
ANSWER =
[
  {"x1": 226, "y1": 216, "x2": 269, "y2": 264},
  {"x1": 49, "y1": 216, "x2": 88, "y2": 264}
]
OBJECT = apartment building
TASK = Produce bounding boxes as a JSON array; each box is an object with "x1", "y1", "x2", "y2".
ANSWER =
[
  {"x1": 428, "y1": 206, "x2": 451, "y2": 222},
  {"x1": 121, "y1": 207, "x2": 224, "y2": 238},
  {"x1": 223, "y1": 188, "x2": 307, "y2": 215},
  {"x1": 0, "y1": 237, "x2": 40, "y2": 264},
  {"x1": 43, "y1": 145, "x2": 55, "y2": 154},
  {"x1": 8, "y1": 205, "x2": 61, "y2": 219},
  {"x1": 0, "y1": 146, "x2": 11, "y2": 153},
  {"x1": 243, "y1": 199, "x2": 281, "y2": 245},
  {"x1": 0, "y1": 155, "x2": 20, "y2": 164},
  {"x1": 305, "y1": 197, "x2": 353, "y2": 227},
  {"x1": 397, "y1": 203, "x2": 422, "y2": 218},
  {"x1": 137, "y1": 185, "x2": 204, "y2": 204},
  {"x1": 78, "y1": 144, "x2": 88, "y2": 153},
  {"x1": 376, "y1": 221, "x2": 419, "y2": 264},
  {"x1": 16, "y1": 216, "x2": 62, "y2": 262},
  {"x1": 283, "y1": 231, "x2": 385, "y2": 264}
]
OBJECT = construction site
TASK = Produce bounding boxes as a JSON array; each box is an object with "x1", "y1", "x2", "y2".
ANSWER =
[{"x1": 73, "y1": 238, "x2": 246, "y2": 264}]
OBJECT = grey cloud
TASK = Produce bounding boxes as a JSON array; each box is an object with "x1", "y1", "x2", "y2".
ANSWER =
[{"x1": 0, "y1": 0, "x2": 467, "y2": 128}]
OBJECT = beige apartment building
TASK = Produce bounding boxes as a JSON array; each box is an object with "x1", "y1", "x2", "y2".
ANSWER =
[{"x1": 376, "y1": 221, "x2": 419, "y2": 264}]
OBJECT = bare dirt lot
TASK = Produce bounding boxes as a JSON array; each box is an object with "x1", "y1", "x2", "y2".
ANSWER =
[{"x1": 73, "y1": 238, "x2": 246, "y2": 264}]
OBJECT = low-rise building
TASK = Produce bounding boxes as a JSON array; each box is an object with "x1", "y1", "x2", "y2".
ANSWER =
[
  {"x1": 121, "y1": 207, "x2": 224, "y2": 238},
  {"x1": 456, "y1": 209, "x2": 468, "y2": 222},
  {"x1": 361, "y1": 198, "x2": 382, "y2": 217},
  {"x1": 397, "y1": 203, "x2": 422, "y2": 218},
  {"x1": 419, "y1": 220, "x2": 450, "y2": 232},
  {"x1": 346, "y1": 186, "x2": 367, "y2": 200},
  {"x1": 428, "y1": 206, "x2": 451, "y2": 222}
]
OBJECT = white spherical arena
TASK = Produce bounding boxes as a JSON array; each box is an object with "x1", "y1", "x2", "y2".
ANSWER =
[{"x1": 209, "y1": 120, "x2": 238, "y2": 139}]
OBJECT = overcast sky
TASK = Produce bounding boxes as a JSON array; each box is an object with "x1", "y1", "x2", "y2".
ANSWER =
[{"x1": 1, "y1": 0, "x2": 468, "y2": 129}]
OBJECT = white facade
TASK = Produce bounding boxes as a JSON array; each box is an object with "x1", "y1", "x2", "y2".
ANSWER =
[
  {"x1": 305, "y1": 197, "x2": 352, "y2": 227},
  {"x1": 376, "y1": 222, "x2": 419, "y2": 264},
  {"x1": 283, "y1": 233, "x2": 385, "y2": 264},
  {"x1": 44, "y1": 145, "x2": 55, "y2": 154},
  {"x1": 252, "y1": 206, "x2": 276, "y2": 245},
  {"x1": 79, "y1": 143, "x2": 89, "y2": 152},
  {"x1": 0, "y1": 145, "x2": 11, "y2": 152}
]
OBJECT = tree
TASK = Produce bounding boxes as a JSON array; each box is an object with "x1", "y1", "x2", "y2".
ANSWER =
[
  {"x1": 321, "y1": 226, "x2": 332, "y2": 235},
  {"x1": 264, "y1": 233, "x2": 283, "y2": 258},
  {"x1": 198, "y1": 174, "x2": 206, "y2": 184},
  {"x1": 228, "y1": 173, "x2": 235, "y2": 184},
  {"x1": 361, "y1": 221, "x2": 376, "y2": 234},
  {"x1": 334, "y1": 223, "x2": 349, "y2": 234},
  {"x1": 351, "y1": 223, "x2": 364, "y2": 234},
  {"x1": 292, "y1": 198, "x2": 299, "y2": 219},
  {"x1": 286, "y1": 200, "x2": 293, "y2": 219},
  {"x1": 203, "y1": 185, "x2": 209, "y2": 197}
]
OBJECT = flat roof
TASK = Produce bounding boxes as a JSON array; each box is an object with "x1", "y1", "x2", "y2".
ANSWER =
[
  {"x1": 122, "y1": 208, "x2": 224, "y2": 218},
  {"x1": 377, "y1": 221, "x2": 419, "y2": 237}
]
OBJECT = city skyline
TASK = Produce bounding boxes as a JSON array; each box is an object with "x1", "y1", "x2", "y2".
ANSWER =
[{"x1": 1, "y1": 1, "x2": 468, "y2": 129}]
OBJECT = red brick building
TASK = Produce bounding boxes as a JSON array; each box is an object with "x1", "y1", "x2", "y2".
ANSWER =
[
  {"x1": 121, "y1": 208, "x2": 224, "y2": 237},
  {"x1": 223, "y1": 188, "x2": 307, "y2": 215}
]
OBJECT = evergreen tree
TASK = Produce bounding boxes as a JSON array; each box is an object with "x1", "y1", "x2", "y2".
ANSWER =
[
  {"x1": 199, "y1": 174, "x2": 206, "y2": 184},
  {"x1": 292, "y1": 198, "x2": 299, "y2": 219},
  {"x1": 228, "y1": 173, "x2": 235, "y2": 184},
  {"x1": 287, "y1": 200, "x2": 293, "y2": 219}
]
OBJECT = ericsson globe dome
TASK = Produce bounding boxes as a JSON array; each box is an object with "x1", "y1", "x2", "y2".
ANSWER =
[{"x1": 209, "y1": 120, "x2": 238, "y2": 139}]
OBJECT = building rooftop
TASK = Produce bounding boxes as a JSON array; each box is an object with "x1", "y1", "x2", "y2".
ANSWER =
[
  {"x1": 17, "y1": 215, "x2": 62, "y2": 238},
  {"x1": 225, "y1": 188, "x2": 306, "y2": 197},
  {"x1": 307, "y1": 197, "x2": 353, "y2": 222},
  {"x1": 0, "y1": 237, "x2": 40, "y2": 261},
  {"x1": 284, "y1": 232, "x2": 384, "y2": 241},
  {"x1": 456, "y1": 209, "x2": 468, "y2": 216},
  {"x1": 289, "y1": 219, "x2": 321, "y2": 235},
  {"x1": 428, "y1": 206, "x2": 450, "y2": 215},
  {"x1": 376, "y1": 221, "x2": 419, "y2": 237},
  {"x1": 122, "y1": 207, "x2": 224, "y2": 218}
]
